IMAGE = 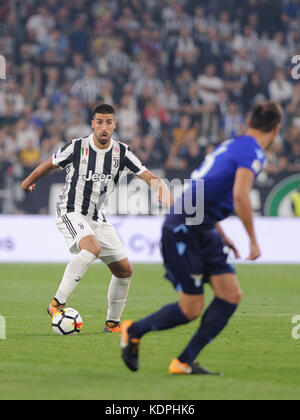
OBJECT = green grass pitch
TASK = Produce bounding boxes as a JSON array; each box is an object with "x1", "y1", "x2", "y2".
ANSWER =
[{"x1": 0, "y1": 263, "x2": 300, "y2": 400}]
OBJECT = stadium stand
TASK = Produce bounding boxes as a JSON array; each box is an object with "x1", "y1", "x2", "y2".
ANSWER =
[{"x1": 0, "y1": 0, "x2": 299, "y2": 214}]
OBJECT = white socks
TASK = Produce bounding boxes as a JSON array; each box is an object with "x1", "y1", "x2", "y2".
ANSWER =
[
  {"x1": 106, "y1": 275, "x2": 131, "y2": 322},
  {"x1": 55, "y1": 250, "x2": 97, "y2": 304},
  {"x1": 55, "y1": 251, "x2": 131, "y2": 323}
]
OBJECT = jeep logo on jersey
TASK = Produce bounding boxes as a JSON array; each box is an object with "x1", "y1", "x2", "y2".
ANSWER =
[{"x1": 83, "y1": 171, "x2": 113, "y2": 182}]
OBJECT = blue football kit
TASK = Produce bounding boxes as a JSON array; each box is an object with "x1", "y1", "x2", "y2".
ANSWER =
[{"x1": 162, "y1": 135, "x2": 266, "y2": 295}]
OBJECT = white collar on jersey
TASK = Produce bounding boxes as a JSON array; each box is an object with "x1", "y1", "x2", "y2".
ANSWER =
[{"x1": 88, "y1": 133, "x2": 115, "y2": 154}]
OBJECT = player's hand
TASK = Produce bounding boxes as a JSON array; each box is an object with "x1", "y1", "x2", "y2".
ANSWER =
[
  {"x1": 21, "y1": 181, "x2": 36, "y2": 193},
  {"x1": 157, "y1": 185, "x2": 174, "y2": 209},
  {"x1": 224, "y1": 237, "x2": 241, "y2": 260},
  {"x1": 248, "y1": 240, "x2": 261, "y2": 261}
]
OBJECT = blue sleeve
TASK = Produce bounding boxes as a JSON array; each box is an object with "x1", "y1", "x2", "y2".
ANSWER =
[{"x1": 235, "y1": 143, "x2": 265, "y2": 177}]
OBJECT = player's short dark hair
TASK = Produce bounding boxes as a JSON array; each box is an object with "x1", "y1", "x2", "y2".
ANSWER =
[
  {"x1": 249, "y1": 101, "x2": 283, "y2": 133},
  {"x1": 92, "y1": 104, "x2": 115, "y2": 117}
]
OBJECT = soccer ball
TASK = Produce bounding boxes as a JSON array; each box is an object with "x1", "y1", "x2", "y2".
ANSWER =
[{"x1": 52, "y1": 308, "x2": 83, "y2": 336}]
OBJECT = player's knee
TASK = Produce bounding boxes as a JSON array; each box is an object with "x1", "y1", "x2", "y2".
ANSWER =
[
  {"x1": 179, "y1": 300, "x2": 204, "y2": 321},
  {"x1": 112, "y1": 263, "x2": 133, "y2": 279},
  {"x1": 187, "y1": 307, "x2": 203, "y2": 321},
  {"x1": 234, "y1": 288, "x2": 243, "y2": 304},
  {"x1": 225, "y1": 288, "x2": 243, "y2": 305},
  {"x1": 79, "y1": 236, "x2": 101, "y2": 257},
  {"x1": 88, "y1": 243, "x2": 101, "y2": 258}
]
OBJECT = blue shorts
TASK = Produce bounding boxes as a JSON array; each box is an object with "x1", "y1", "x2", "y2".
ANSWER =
[{"x1": 161, "y1": 222, "x2": 236, "y2": 295}]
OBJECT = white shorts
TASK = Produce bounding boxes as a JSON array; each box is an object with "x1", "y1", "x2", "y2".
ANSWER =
[{"x1": 56, "y1": 213, "x2": 128, "y2": 266}]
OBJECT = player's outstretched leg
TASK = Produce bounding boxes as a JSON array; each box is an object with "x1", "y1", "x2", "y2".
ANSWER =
[
  {"x1": 120, "y1": 302, "x2": 191, "y2": 372},
  {"x1": 172, "y1": 275, "x2": 242, "y2": 375},
  {"x1": 47, "y1": 237, "x2": 99, "y2": 319},
  {"x1": 121, "y1": 320, "x2": 140, "y2": 372}
]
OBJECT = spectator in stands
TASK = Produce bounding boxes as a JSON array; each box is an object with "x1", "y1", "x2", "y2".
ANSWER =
[
  {"x1": 176, "y1": 68, "x2": 195, "y2": 103},
  {"x1": 15, "y1": 118, "x2": 40, "y2": 151},
  {"x1": 284, "y1": 126, "x2": 300, "y2": 157},
  {"x1": 71, "y1": 66, "x2": 105, "y2": 107},
  {"x1": 220, "y1": 103, "x2": 245, "y2": 140},
  {"x1": 285, "y1": 83, "x2": 300, "y2": 130},
  {"x1": 166, "y1": 115, "x2": 199, "y2": 170},
  {"x1": 269, "y1": 69, "x2": 293, "y2": 105},
  {"x1": 20, "y1": 65, "x2": 42, "y2": 106},
  {"x1": 44, "y1": 67, "x2": 60, "y2": 102},
  {"x1": 142, "y1": 98, "x2": 168, "y2": 139},
  {"x1": 117, "y1": 95, "x2": 140, "y2": 142},
  {"x1": 33, "y1": 98, "x2": 53, "y2": 126},
  {"x1": 197, "y1": 63, "x2": 224, "y2": 105},
  {"x1": 255, "y1": 46, "x2": 276, "y2": 91},
  {"x1": 65, "y1": 114, "x2": 92, "y2": 142},
  {"x1": 286, "y1": 141, "x2": 300, "y2": 171},
  {"x1": 0, "y1": 0, "x2": 299, "y2": 214},
  {"x1": 268, "y1": 31, "x2": 289, "y2": 69},
  {"x1": 18, "y1": 139, "x2": 41, "y2": 173},
  {"x1": 0, "y1": 79, "x2": 25, "y2": 117},
  {"x1": 222, "y1": 60, "x2": 243, "y2": 104},
  {"x1": 131, "y1": 134, "x2": 168, "y2": 170},
  {"x1": 65, "y1": 53, "x2": 86, "y2": 84},
  {"x1": 69, "y1": 15, "x2": 90, "y2": 56},
  {"x1": 265, "y1": 142, "x2": 287, "y2": 176},
  {"x1": 174, "y1": 27, "x2": 199, "y2": 73},
  {"x1": 26, "y1": 5, "x2": 55, "y2": 44},
  {"x1": 282, "y1": 0, "x2": 300, "y2": 30},
  {"x1": 134, "y1": 64, "x2": 164, "y2": 97},
  {"x1": 242, "y1": 72, "x2": 266, "y2": 112}
]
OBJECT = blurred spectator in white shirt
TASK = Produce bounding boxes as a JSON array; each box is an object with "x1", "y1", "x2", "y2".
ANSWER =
[
  {"x1": 15, "y1": 118, "x2": 40, "y2": 151},
  {"x1": 26, "y1": 6, "x2": 55, "y2": 44},
  {"x1": 0, "y1": 80, "x2": 25, "y2": 117},
  {"x1": 117, "y1": 95, "x2": 140, "y2": 142},
  {"x1": 268, "y1": 31, "x2": 289, "y2": 69},
  {"x1": 65, "y1": 114, "x2": 92, "y2": 142},
  {"x1": 197, "y1": 64, "x2": 224, "y2": 105},
  {"x1": 269, "y1": 69, "x2": 293, "y2": 105}
]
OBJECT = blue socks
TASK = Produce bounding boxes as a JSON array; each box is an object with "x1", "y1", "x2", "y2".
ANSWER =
[
  {"x1": 128, "y1": 297, "x2": 238, "y2": 366},
  {"x1": 178, "y1": 297, "x2": 238, "y2": 365},
  {"x1": 128, "y1": 303, "x2": 190, "y2": 339}
]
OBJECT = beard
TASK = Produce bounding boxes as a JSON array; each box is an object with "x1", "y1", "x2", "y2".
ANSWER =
[{"x1": 95, "y1": 132, "x2": 111, "y2": 146}]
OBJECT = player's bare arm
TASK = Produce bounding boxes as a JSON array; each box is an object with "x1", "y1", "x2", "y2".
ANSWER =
[
  {"x1": 138, "y1": 170, "x2": 174, "y2": 209},
  {"x1": 233, "y1": 167, "x2": 261, "y2": 261},
  {"x1": 216, "y1": 223, "x2": 241, "y2": 260},
  {"x1": 21, "y1": 157, "x2": 58, "y2": 193}
]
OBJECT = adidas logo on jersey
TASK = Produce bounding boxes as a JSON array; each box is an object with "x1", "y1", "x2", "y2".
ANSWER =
[{"x1": 82, "y1": 171, "x2": 113, "y2": 182}]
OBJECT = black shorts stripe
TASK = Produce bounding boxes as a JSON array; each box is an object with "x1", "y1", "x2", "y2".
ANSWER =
[
  {"x1": 67, "y1": 139, "x2": 82, "y2": 213},
  {"x1": 81, "y1": 146, "x2": 97, "y2": 216},
  {"x1": 62, "y1": 215, "x2": 77, "y2": 238}
]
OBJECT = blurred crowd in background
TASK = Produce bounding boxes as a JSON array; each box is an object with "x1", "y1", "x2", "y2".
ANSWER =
[{"x1": 0, "y1": 0, "x2": 300, "y2": 214}]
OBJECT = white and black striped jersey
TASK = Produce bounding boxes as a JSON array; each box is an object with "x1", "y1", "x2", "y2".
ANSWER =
[{"x1": 52, "y1": 133, "x2": 147, "y2": 221}]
